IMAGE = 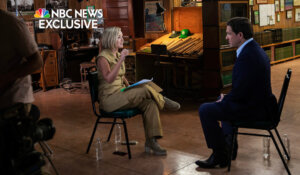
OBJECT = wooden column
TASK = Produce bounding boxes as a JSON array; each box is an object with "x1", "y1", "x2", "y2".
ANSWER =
[
  {"x1": 202, "y1": 0, "x2": 222, "y2": 97},
  {"x1": 0, "y1": 0, "x2": 6, "y2": 10}
]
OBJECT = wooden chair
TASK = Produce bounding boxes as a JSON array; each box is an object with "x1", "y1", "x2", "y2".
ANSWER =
[
  {"x1": 228, "y1": 68, "x2": 292, "y2": 175},
  {"x1": 85, "y1": 71, "x2": 141, "y2": 159}
]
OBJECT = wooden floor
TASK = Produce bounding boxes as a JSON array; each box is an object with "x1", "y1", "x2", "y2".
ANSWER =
[{"x1": 34, "y1": 59, "x2": 300, "y2": 175}]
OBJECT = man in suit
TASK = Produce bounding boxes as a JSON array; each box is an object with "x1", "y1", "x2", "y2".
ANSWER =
[{"x1": 195, "y1": 17, "x2": 278, "y2": 168}]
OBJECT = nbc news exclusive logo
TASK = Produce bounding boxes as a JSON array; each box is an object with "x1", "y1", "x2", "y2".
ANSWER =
[
  {"x1": 34, "y1": 8, "x2": 103, "y2": 29},
  {"x1": 34, "y1": 8, "x2": 50, "y2": 18}
]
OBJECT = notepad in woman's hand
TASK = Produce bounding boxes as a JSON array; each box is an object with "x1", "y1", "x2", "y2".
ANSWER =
[
  {"x1": 121, "y1": 78, "x2": 153, "y2": 92},
  {"x1": 121, "y1": 78, "x2": 163, "y2": 93}
]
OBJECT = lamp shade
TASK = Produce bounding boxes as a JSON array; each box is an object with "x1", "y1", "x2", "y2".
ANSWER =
[{"x1": 156, "y1": 2, "x2": 165, "y2": 16}]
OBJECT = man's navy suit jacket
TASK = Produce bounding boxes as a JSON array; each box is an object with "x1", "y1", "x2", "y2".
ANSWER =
[{"x1": 220, "y1": 40, "x2": 278, "y2": 121}]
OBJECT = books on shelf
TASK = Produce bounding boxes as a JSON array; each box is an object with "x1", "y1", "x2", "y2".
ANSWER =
[
  {"x1": 296, "y1": 43, "x2": 300, "y2": 56},
  {"x1": 222, "y1": 51, "x2": 236, "y2": 67},
  {"x1": 264, "y1": 28, "x2": 283, "y2": 43},
  {"x1": 261, "y1": 31, "x2": 273, "y2": 45},
  {"x1": 275, "y1": 46, "x2": 293, "y2": 61},
  {"x1": 264, "y1": 49, "x2": 272, "y2": 60},
  {"x1": 222, "y1": 71, "x2": 232, "y2": 86}
]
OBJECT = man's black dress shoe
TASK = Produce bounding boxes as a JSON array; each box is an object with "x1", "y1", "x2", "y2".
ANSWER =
[
  {"x1": 225, "y1": 134, "x2": 238, "y2": 160},
  {"x1": 195, "y1": 151, "x2": 229, "y2": 168}
]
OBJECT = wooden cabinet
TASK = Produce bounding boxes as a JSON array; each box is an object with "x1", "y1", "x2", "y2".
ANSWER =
[
  {"x1": 135, "y1": 7, "x2": 204, "y2": 97},
  {"x1": 42, "y1": 50, "x2": 59, "y2": 88},
  {"x1": 32, "y1": 50, "x2": 58, "y2": 91},
  {"x1": 136, "y1": 52, "x2": 203, "y2": 97},
  {"x1": 38, "y1": 50, "x2": 58, "y2": 91}
]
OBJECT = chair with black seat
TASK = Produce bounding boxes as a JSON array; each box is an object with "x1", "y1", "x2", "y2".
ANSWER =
[
  {"x1": 228, "y1": 68, "x2": 292, "y2": 175},
  {"x1": 85, "y1": 71, "x2": 141, "y2": 159}
]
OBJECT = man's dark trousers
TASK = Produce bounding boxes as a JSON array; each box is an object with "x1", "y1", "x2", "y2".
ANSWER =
[{"x1": 199, "y1": 102, "x2": 234, "y2": 150}]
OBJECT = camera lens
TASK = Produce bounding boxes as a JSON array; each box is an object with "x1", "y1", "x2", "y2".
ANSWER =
[{"x1": 35, "y1": 118, "x2": 56, "y2": 141}]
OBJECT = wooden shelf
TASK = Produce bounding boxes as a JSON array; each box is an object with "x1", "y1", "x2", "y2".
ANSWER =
[
  {"x1": 222, "y1": 65, "x2": 234, "y2": 72},
  {"x1": 221, "y1": 38, "x2": 300, "y2": 65},
  {"x1": 271, "y1": 55, "x2": 300, "y2": 65},
  {"x1": 261, "y1": 38, "x2": 300, "y2": 48},
  {"x1": 262, "y1": 39, "x2": 300, "y2": 62},
  {"x1": 220, "y1": 47, "x2": 237, "y2": 52}
]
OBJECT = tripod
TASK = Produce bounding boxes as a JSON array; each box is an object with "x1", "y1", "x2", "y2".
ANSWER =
[{"x1": 38, "y1": 141, "x2": 59, "y2": 175}]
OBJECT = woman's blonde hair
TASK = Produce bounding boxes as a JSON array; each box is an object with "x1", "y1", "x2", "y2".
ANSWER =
[{"x1": 101, "y1": 27, "x2": 121, "y2": 50}]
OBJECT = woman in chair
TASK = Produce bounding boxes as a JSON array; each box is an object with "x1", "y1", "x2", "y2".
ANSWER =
[{"x1": 96, "y1": 27, "x2": 180, "y2": 156}]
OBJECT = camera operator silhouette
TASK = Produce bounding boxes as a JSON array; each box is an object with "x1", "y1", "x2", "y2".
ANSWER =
[{"x1": 0, "y1": 9, "x2": 55, "y2": 174}]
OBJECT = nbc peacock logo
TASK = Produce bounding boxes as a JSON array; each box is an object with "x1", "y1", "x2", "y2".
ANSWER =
[{"x1": 34, "y1": 8, "x2": 50, "y2": 18}]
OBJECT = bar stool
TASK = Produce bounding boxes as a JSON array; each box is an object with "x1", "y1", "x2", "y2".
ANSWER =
[{"x1": 80, "y1": 62, "x2": 96, "y2": 87}]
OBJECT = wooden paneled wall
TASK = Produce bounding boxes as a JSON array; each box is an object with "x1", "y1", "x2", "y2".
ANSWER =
[
  {"x1": 252, "y1": 0, "x2": 300, "y2": 32},
  {"x1": 34, "y1": 0, "x2": 45, "y2": 9},
  {"x1": 102, "y1": 0, "x2": 134, "y2": 38},
  {"x1": 0, "y1": 0, "x2": 172, "y2": 41},
  {"x1": 173, "y1": 0, "x2": 182, "y2": 7},
  {"x1": 69, "y1": 0, "x2": 102, "y2": 11},
  {"x1": 164, "y1": 0, "x2": 172, "y2": 33},
  {"x1": 173, "y1": 7, "x2": 202, "y2": 34},
  {"x1": 0, "y1": 0, "x2": 6, "y2": 10},
  {"x1": 0, "y1": 0, "x2": 102, "y2": 13}
]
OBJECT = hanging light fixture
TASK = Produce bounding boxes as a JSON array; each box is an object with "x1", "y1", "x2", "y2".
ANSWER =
[{"x1": 156, "y1": 2, "x2": 166, "y2": 16}]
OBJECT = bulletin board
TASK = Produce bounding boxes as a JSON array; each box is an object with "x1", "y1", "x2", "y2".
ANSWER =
[{"x1": 259, "y1": 4, "x2": 275, "y2": 26}]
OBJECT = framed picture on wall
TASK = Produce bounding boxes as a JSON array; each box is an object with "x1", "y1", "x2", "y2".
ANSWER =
[
  {"x1": 280, "y1": 0, "x2": 285, "y2": 11},
  {"x1": 96, "y1": 10, "x2": 104, "y2": 25},
  {"x1": 286, "y1": 10, "x2": 293, "y2": 19},
  {"x1": 46, "y1": 0, "x2": 68, "y2": 10},
  {"x1": 295, "y1": 8, "x2": 300, "y2": 22},
  {"x1": 259, "y1": 4, "x2": 275, "y2": 26},
  {"x1": 257, "y1": 0, "x2": 268, "y2": 4},
  {"x1": 254, "y1": 10, "x2": 259, "y2": 24},
  {"x1": 86, "y1": 5, "x2": 95, "y2": 20},
  {"x1": 285, "y1": 0, "x2": 293, "y2": 10},
  {"x1": 294, "y1": 0, "x2": 300, "y2": 6},
  {"x1": 7, "y1": 0, "x2": 34, "y2": 16},
  {"x1": 275, "y1": 0, "x2": 280, "y2": 12},
  {"x1": 249, "y1": 0, "x2": 254, "y2": 5},
  {"x1": 145, "y1": 0, "x2": 165, "y2": 32}
]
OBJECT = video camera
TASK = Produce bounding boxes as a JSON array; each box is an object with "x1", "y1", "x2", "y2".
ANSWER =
[{"x1": 0, "y1": 104, "x2": 56, "y2": 175}]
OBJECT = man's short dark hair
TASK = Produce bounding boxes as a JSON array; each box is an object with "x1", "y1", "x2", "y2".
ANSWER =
[{"x1": 227, "y1": 17, "x2": 253, "y2": 39}]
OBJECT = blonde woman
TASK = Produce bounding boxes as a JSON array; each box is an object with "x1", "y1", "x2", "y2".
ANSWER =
[{"x1": 96, "y1": 27, "x2": 180, "y2": 155}]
